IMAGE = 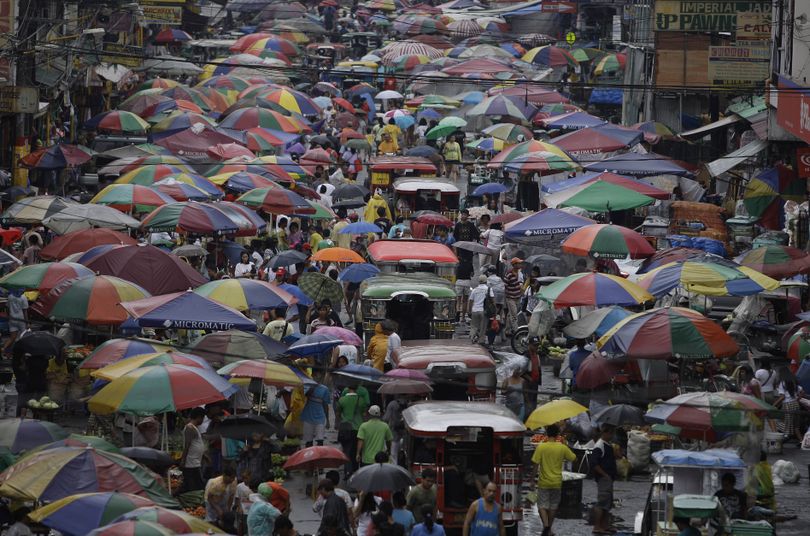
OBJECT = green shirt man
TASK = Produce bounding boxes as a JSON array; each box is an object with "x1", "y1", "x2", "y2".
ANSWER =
[{"x1": 356, "y1": 405, "x2": 393, "y2": 464}]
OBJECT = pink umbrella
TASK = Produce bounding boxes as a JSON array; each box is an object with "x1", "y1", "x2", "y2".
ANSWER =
[
  {"x1": 384, "y1": 369, "x2": 430, "y2": 382},
  {"x1": 207, "y1": 143, "x2": 256, "y2": 161},
  {"x1": 313, "y1": 326, "x2": 362, "y2": 346}
]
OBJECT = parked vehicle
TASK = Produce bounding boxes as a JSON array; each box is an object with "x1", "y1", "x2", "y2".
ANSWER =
[
  {"x1": 368, "y1": 156, "x2": 437, "y2": 192},
  {"x1": 367, "y1": 239, "x2": 458, "y2": 283}
]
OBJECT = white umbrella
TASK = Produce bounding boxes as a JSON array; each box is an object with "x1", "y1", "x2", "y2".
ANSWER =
[
  {"x1": 42, "y1": 204, "x2": 141, "y2": 234},
  {"x1": 375, "y1": 90, "x2": 404, "y2": 100},
  {"x1": 141, "y1": 55, "x2": 203, "y2": 76}
]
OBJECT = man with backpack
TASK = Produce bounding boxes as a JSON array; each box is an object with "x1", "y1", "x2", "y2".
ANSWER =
[{"x1": 468, "y1": 275, "x2": 495, "y2": 346}]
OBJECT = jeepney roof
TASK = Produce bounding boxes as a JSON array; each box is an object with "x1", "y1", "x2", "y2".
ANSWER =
[
  {"x1": 361, "y1": 273, "x2": 456, "y2": 299},
  {"x1": 403, "y1": 401, "x2": 526, "y2": 433},
  {"x1": 393, "y1": 339, "x2": 496, "y2": 370},
  {"x1": 652, "y1": 449, "x2": 745, "y2": 469},
  {"x1": 369, "y1": 156, "x2": 437, "y2": 173},
  {"x1": 394, "y1": 178, "x2": 460, "y2": 194},
  {"x1": 188, "y1": 39, "x2": 237, "y2": 47},
  {"x1": 367, "y1": 240, "x2": 458, "y2": 264}
]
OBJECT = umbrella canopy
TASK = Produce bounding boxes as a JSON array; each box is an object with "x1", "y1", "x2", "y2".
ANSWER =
[
  {"x1": 140, "y1": 202, "x2": 239, "y2": 235},
  {"x1": 597, "y1": 307, "x2": 739, "y2": 360},
  {"x1": 338, "y1": 263, "x2": 380, "y2": 283},
  {"x1": 0, "y1": 262, "x2": 93, "y2": 293},
  {"x1": 85, "y1": 244, "x2": 207, "y2": 295},
  {"x1": 538, "y1": 272, "x2": 654, "y2": 308},
  {"x1": 522, "y1": 45, "x2": 578, "y2": 68},
  {"x1": 552, "y1": 124, "x2": 642, "y2": 155},
  {"x1": 311, "y1": 247, "x2": 364, "y2": 263},
  {"x1": 540, "y1": 111, "x2": 606, "y2": 130},
  {"x1": 209, "y1": 171, "x2": 282, "y2": 193},
  {"x1": 311, "y1": 326, "x2": 363, "y2": 346},
  {"x1": 378, "y1": 379, "x2": 433, "y2": 395},
  {"x1": 20, "y1": 144, "x2": 94, "y2": 169},
  {"x1": 468, "y1": 94, "x2": 535, "y2": 122},
  {"x1": 154, "y1": 28, "x2": 192, "y2": 43},
  {"x1": 268, "y1": 249, "x2": 309, "y2": 269},
  {"x1": 40, "y1": 229, "x2": 138, "y2": 261},
  {"x1": 504, "y1": 208, "x2": 593, "y2": 243},
  {"x1": 218, "y1": 359, "x2": 302, "y2": 387},
  {"x1": 30, "y1": 492, "x2": 155, "y2": 536},
  {"x1": 574, "y1": 352, "x2": 631, "y2": 390},
  {"x1": 91, "y1": 351, "x2": 211, "y2": 381},
  {"x1": 287, "y1": 333, "x2": 342, "y2": 357},
  {"x1": 384, "y1": 368, "x2": 431, "y2": 381},
  {"x1": 120, "y1": 291, "x2": 257, "y2": 331},
  {"x1": 88, "y1": 520, "x2": 173, "y2": 536},
  {"x1": 0, "y1": 446, "x2": 178, "y2": 507},
  {"x1": 297, "y1": 271, "x2": 345, "y2": 304},
  {"x1": 0, "y1": 419, "x2": 68, "y2": 454},
  {"x1": 453, "y1": 241, "x2": 495, "y2": 255},
  {"x1": 563, "y1": 306, "x2": 632, "y2": 339},
  {"x1": 561, "y1": 223, "x2": 656, "y2": 259},
  {"x1": 488, "y1": 139, "x2": 572, "y2": 167},
  {"x1": 583, "y1": 152, "x2": 693, "y2": 177},
  {"x1": 189, "y1": 330, "x2": 288, "y2": 365},
  {"x1": 502, "y1": 151, "x2": 579, "y2": 174},
  {"x1": 79, "y1": 339, "x2": 171, "y2": 372},
  {"x1": 481, "y1": 123, "x2": 533, "y2": 142},
  {"x1": 636, "y1": 247, "x2": 714, "y2": 275},
  {"x1": 525, "y1": 399, "x2": 587, "y2": 429},
  {"x1": 2, "y1": 196, "x2": 77, "y2": 225},
  {"x1": 88, "y1": 364, "x2": 239, "y2": 416},
  {"x1": 236, "y1": 187, "x2": 315, "y2": 215},
  {"x1": 113, "y1": 506, "x2": 221, "y2": 533},
  {"x1": 743, "y1": 166, "x2": 805, "y2": 228},
  {"x1": 284, "y1": 446, "x2": 348, "y2": 471},
  {"x1": 194, "y1": 278, "x2": 297, "y2": 311},
  {"x1": 152, "y1": 179, "x2": 215, "y2": 202},
  {"x1": 645, "y1": 391, "x2": 774, "y2": 439},
  {"x1": 592, "y1": 404, "x2": 644, "y2": 426},
  {"x1": 543, "y1": 171, "x2": 670, "y2": 201},
  {"x1": 736, "y1": 245, "x2": 810, "y2": 279},
  {"x1": 559, "y1": 181, "x2": 656, "y2": 213},
  {"x1": 217, "y1": 414, "x2": 277, "y2": 440},
  {"x1": 34, "y1": 275, "x2": 151, "y2": 325},
  {"x1": 638, "y1": 259, "x2": 779, "y2": 297},
  {"x1": 42, "y1": 204, "x2": 141, "y2": 235},
  {"x1": 338, "y1": 222, "x2": 383, "y2": 234},
  {"x1": 348, "y1": 462, "x2": 415, "y2": 492},
  {"x1": 85, "y1": 111, "x2": 150, "y2": 134},
  {"x1": 787, "y1": 327, "x2": 810, "y2": 360}
]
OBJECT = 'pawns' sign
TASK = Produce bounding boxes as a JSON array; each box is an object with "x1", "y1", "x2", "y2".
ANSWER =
[{"x1": 654, "y1": 0, "x2": 769, "y2": 32}]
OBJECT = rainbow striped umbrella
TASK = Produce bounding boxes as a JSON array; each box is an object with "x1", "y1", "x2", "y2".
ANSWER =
[
  {"x1": 92, "y1": 351, "x2": 212, "y2": 381},
  {"x1": 503, "y1": 151, "x2": 579, "y2": 174},
  {"x1": 33, "y1": 275, "x2": 151, "y2": 325},
  {"x1": 594, "y1": 53, "x2": 627, "y2": 75},
  {"x1": 208, "y1": 171, "x2": 281, "y2": 193},
  {"x1": 561, "y1": 223, "x2": 655, "y2": 259},
  {"x1": 392, "y1": 54, "x2": 431, "y2": 72},
  {"x1": 466, "y1": 138, "x2": 505, "y2": 153},
  {"x1": 744, "y1": 167, "x2": 806, "y2": 224},
  {"x1": 244, "y1": 36, "x2": 301, "y2": 56},
  {"x1": 244, "y1": 127, "x2": 299, "y2": 152},
  {"x1": 88, "y1": 364, "x2": 239, "y2": 415},
  {"x1": 85, "y1": 111, "x2": 149, "y2": 134},
  {"x1": 198, "y1": 75, "x2": 254, "y2": 91},
  {"x1": 157, "y1": 87, "x2": 214, "y2": 111},
  {"x1": 88, "y1": 520, "x2": 173, "y2": 536},
  {"x1": 481, "y1": 122, "x2": 533, "y2": 142},
  {"x1": 79, "y1": 339, "x2": 172, "y2": 372},
  {"x1": 787, "y1": 327, "x2": 810, "y2": 360},
  {"x1": 152, "y1": 179, "x2": 215, "y2": 202},
  {"x1": 736, "y1": 245, "x2": 810, "y2": 279},
  {"x1": 488, "y1": 139, "x2": 573, "y2": 167},
  {"x1": 150, "y1": 111, "x2": 216, "y2": 132},
  {"x1": 219, "y1": 106, "x2": 311, "y2": 133},
  {"x1": 468, "y1": 94, "x2": 536, "y2": 122},
  {"x1": 260, "y1": 88, "x2": 320, "y2": 116},
  {"x1": 0, "y1": 447, "x2": 178, "y2": 506},
  {"x1": 90, "y1": 184, "x2": 175, "y2": 213},
  {"x1": 537, "y1": 272, "x2": 653, "y2": 308},
  {"x1": 522, "y1": 45, "x2": 579, "y2": 68},
  {"x1": 0, "y1": 418, "x2": 67, "y2": 454},
  {"x1": 116, "y1": 165, "x2": 187, "y2": 185},
  {"x1": 140, "y1": 202, "x2": 239, "y2": 235},
  {"x1": 194, "y1": 278, "x2": 296, "y2": 311},
  {"x1": 638, "y1": 259, "x2": 780, "y2": 297},
  {"x1": 218, "y1": 359, "x2": 303, "y2": 387},
  {"x1": 190, "y1": 330, "x2": 288, "y2": 365},
  {"x1": 117, "y1": 156, "x2": 191, "y2": 174},
  {"x1": 30, "y1": 492, "x2": 156, "y2": 536},
  {"x1": 137, "y1": 77, "x2": 179, "y2": 90},
  {"x1": 113, "y1": 506, "x2": 221, "y2": 533},
  {"x1": 117, "y1": 92, "x2": 173, "y2": 117},
  {"x1": 154, "y1": 28, "x2": 191, "y2": 43},
  {"x1": 0, "y1": 262, "x2": 93, "y2": 292},
  {"x1": 236, "y1": 187, "x2": 315, "y2": 215},
  {"x1": 598, "y1": 307, "x2": 739, "y2": 360}
]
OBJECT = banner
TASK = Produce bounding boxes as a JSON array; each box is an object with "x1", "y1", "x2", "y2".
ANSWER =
[
  {"x1": 707, "y1": 44, "x2": 769, "y2": 86},
  {"x1": 777, "y1": 76, "x2": 810, "y2": 144},
  {"x1": 654, "y1": 1, "x2": 770, "y2": 32},
  {"x1": 141, "y1": 5, "x2": 183, "y2": 25},
  {"x1": 797, "y1": 148, "x2": 810, "y2": 178}
]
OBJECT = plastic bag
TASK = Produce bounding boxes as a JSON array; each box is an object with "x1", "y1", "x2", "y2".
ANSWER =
[{"x1": 772, "y1": 460, "x2": 800, "y2": 484}]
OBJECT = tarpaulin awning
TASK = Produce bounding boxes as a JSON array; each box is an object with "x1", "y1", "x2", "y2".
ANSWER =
[
  {"x1": 504, "y1": 207, "x2": 593, "y2": 242},
  {"x1": 679, "y1": 114, "x2": 741, "y2": 139},
  {"x1": 589, "y1": 88, "x2": 623, "y2": 105},
  {"x1": 552, "y1": 124, "x2": 643, "y2": 155},
  {"x1": 705, "y1": 139, "x2": 768, "y2": 177},
  {"x1": 120, "y1": 291, "x2": 257, "y2": 331}
]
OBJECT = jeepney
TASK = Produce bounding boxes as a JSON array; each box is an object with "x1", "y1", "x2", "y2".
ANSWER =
[
  {"x1": 360, "y1": 273, "x2": 456, "y2": 341},
  {"x1": 366, "y1": 239, "x2": 458, "y2": 282},
  {"x1": 369, "y1": 156, "x2": 438, "y2": 192},
  {"x1": 393, "y1": 178, "x2": 461, "y2": 221},
  {"x1": 403, "y1": 401, "x2": 524, "y2": 535}
]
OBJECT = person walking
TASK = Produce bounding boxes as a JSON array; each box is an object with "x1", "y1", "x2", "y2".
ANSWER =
[
  {"x1": 406, "y1": 468, "x2": 437, "y2": 523},
  {"x1": 468, "y1": 275, "x2": 494, "y2": 345},
  {"x1": 592, "y1": 424, "x2": 618, "y2": 535},
  {"x1": 382, "y1": 396, "x2": 406, "y2": 464},
  {"x1": 179, "y1": 407, "x2": 207, "y2": 493},
  {"x1": 530, "y1": 424, "x2": 576, "y2": 536},
  {"x1": 336, "y1": 384, "x2": 367, "y2": 477},
  {"x1": 462, "y1": 482, "x2": 504, "y2": 536},
  {"x1": 356, "y1": 405, "x2": 393, "y2": 465},
  {"x1": 317, "y1": 479, "x2": 353, "y2": 535},
  {"x1": 301, "y1": 382, "x2": 331, "y2": 447},
  {"x1": 502, "y1": 258, "x2": 524, "y2": 337},
  {"x1": 204, "y1": 465, "x2": 237, "y2": 527}
]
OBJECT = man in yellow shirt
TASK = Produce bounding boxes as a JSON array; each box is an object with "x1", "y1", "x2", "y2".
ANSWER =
[
  {"x1": 309, "y1": 225, "x2": 324, "y2": 250},
  {"x1": 378, "y1": 132, "x2": 399, "y2": 155},
  {"x1": 383, "y1": 119, "x2": 402, "y2": 144},
  {"x1": 530, "y1": 424, "x2": 575, "y2": 536}
]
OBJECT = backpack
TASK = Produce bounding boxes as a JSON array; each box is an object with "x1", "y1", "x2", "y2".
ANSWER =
[{"x1": 483, "y1": 286, "x2": 497, "y2": 318}]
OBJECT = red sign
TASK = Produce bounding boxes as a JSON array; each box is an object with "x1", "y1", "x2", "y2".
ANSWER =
[
  {"x1": 541, "y1": 1, "x2": 577, "y2": 13},
  {"x1": 777, "y1": 76, "x2": 810, "y2": 144},
  {"x1": 798, "y1": 148, "x2": 810, "y2": 178}
]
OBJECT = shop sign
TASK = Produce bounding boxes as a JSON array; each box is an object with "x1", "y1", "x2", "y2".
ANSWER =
[{"x1": 654, "y1": 0, "x2": 770, "y2": 32}]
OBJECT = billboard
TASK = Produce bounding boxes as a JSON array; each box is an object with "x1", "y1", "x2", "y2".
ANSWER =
[
  {"x1": 654, "y1": 0, "x2": 770, "y2": 32},
  {"x1": 707, "y1": 44, "x2": 770, "y2": 86}
]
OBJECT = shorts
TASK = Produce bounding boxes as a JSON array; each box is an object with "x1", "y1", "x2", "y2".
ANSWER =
[
  {"x1": 455, "y1": 279, "x2": 471, "y2": 297},
  {"x1": 302, "y1": 421, "x2": 326, "y2": 444},
  {"x1": 596, "y1": 476, "x2": 613, "y2": 510},
  {"x1": 537, "y1": 487, "x2": 562, "y2": 510},
  {"x1": 8, "y1": 320, "x2": 25, "y2": 333}
]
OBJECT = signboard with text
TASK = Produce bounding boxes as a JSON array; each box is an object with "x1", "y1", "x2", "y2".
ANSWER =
[
  {"x1": 707, "y1": 45, "x2": 769, "y2": 86},
  {"x1": 797, "y1": 148, "x2": 810, "y2": 178},
  {"x1": 0, "y1": 87, "x2": 38, "y2": 113},
  {"x1": 141, "y1": 5, "x2": 182, "y2": 25},
  {"x1": 654, "y1": 0, "x2": 770, "y2": 32},
  {"x1": 101, "y1": 43, "x2": 144, "y2": 68},
  {"x1": 776, "y1": 76, "x2": 810, "y2": 144}
]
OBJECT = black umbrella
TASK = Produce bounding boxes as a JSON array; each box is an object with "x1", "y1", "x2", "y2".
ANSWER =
[
  {"x1": 217, "y1": 415, "x2": 278, "y2": 440},
  {"x1": 348, "y1": 462, "x2": 415, "y2": 492},
  {"x1": 309, "y1": 135, "x2": 334, "y2": 148},
  {"x1": 13, "y1": 331, "x2": 65, "y2": 358},
  {"x1": 120, "y1": 447, "x2": 173, "y2": 469},
  {"x1": 331, "y1": 198, "x2": 366, "y2": 209},
  {"x1": 525, "y1": 254, "x2": 560, "y2": 264},
  {"x1": 453, "y1": 241, "x2": 495, "y2": 255},
  {"x1": 592, "y1": 404, "x2": 645, "y2": 426},
  {"x1": 333, "y1": 183, "x2": 369, "y2": 201},
  {"x1": 268, "y1": 249, "x2": 309, "y2": 269}
]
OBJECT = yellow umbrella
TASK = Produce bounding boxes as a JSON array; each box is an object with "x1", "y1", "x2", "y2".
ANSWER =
[
  {"x1": 525, "y1": 399, "x2": 588, "y2": 429},
  {"x1": 218, "y1": 359, "x2": 303, "y2": 387},
  {"x1": 91, "y1": 351, "x2": 211, "y2": 381}
]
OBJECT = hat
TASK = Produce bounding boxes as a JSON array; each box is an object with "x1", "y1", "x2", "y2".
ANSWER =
[
  {"x1": 275, "y1": 268, "x2": 287, "y2": 277},
  {"x1": 478, "y1": 274, "x2": 487, "y2": 283},
  {"x1": 348, "y1": 213, "x2": 359, "y2": 221},
  {"x1": 510, "y1": 257, "x2": 524, "y2": 265},
  {"x1": 258, "y1": 482, "x2": 274, "y2": 498},
  {"x1": 369, "y1": 405, "x2": 381, "y2": 417}
]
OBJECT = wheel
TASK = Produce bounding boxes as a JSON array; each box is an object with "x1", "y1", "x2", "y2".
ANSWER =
[{"x1": 511, "y1": 327, "x2": 529, "y2": 354}]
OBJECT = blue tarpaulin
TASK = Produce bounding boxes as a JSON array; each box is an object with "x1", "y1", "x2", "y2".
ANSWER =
[
  {"x1": 589, "y1": 88, "x2": 623, "y2": 105},
  {"x1": 504, "y1": 208, "x2": 593, "y2": 242}
]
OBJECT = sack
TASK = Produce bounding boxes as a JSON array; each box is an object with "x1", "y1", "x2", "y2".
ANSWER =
[{"x1": 483, "y1": 287, "x2": 497, "y2": 318}]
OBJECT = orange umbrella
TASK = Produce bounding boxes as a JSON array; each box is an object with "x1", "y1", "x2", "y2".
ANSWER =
[{"x1": 311, "y1": 247, "x2": 364, "y2": 263}]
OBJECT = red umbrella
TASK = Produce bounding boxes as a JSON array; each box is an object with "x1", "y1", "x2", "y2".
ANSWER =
[
  {"x1": 154, "y1": 28, "x2": 192, "y2": 44},
  {"x1": 414, "y1": 211, "x2": 453, "y2": 226},
  {"x1": 575, "y1": 352, "x2": 639, "y2": 390},
  {"x1": 40, "y1": 229, "x2": 138, "y2": 261},
  {"x1": 155, "y1": 127, "x2": 240, "y2": 162},
  {"x1": 333, "y1": 98, "x2": 356, "y2": 113},
  {"x1": 207, "y1": 143, "x2": 256, "y2": 161},
  {"x1": 335, "y1": 112, "x2": 360, "y2": 130},
  {"x1": 21, "y1": 144, "x2": 94, "y2": 169},
  {"x1": 491, "y1": 211, "x2": 525, "y2": 225},
  {"x1": 283, "y1": 446, "x2": 348, "y2": 471},
  {"x1": 301, "y1": 148, "x2": 335, "y2": 165},
  {"x1": 340, "y1": 128, "x2": 364, "y2": 144}
]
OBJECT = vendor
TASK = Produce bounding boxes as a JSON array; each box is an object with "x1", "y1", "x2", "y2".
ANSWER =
[
  {"x1": 45, "y1": 351, "x2": 70, "y2": 407},
  {"x1": 714, "y1": 472, "x2": 748, "y2": 520}
]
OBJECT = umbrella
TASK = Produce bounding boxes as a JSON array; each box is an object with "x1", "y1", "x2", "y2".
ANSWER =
[
  {"x1": 85, "y1": 111, "x2": 150, "y2": 134},
  {"x1": 152, "y1": 179, "x2": 215, "y2": 202},
  {"x1": 40, "y1": 229, "x2": 138, "y2": 261},
  {"x1": 287, "y1": 333, "x2": 342, "y2": 357},
  {"x1": 0, "y1": 419, "x2": 68, "y2": 454},
  {"x1": 33, "y1": 275, "x2": 151, "y2": 325},
  {"x1": 29, "y1": 492, "x2": 156, "y2": 536},
  {"x1": 787, "y1": 327, "x2": 810, "y2": 361},
  {"x1": 540, "y1": 111, "x2": 606, "y2": 130},
  {"x1": 333, "y1": 183, "x2": 369, "y2": 201},
  {"x1": 120, "y1": 291, "x2": 257, "y2": 331},
  {"x1": 537, "y1": 273, "x2": 654, "y2": 308},
  {"x1": 453, "y1": 241, "x2": 495, "y2": 255},
  {"x1": 582, "y1": 152, "x2": 693, "y2": 177},
  {"x1": 338, "y1": 222, "x2": 383, "y2": 234},
  {"x1": 284, "y1": 446, "x2": 348, "y2": 471},
  {"x1": 414, "y1": 212, "x2": 453, "y2": 226},
  {"x1": 522, "y1": 45, "x2": 579, "y2": 68},
  {"x1": 311, "y1": 326, "x2": 363, "y2": 346},
  {"x1": 154, "y1": 28, "x2": 192, "y2": 43},
  {"x1": 236, "y1": 187, "x2": 315, "y2": 215},
  {"x1": 488, "y1": 139, "x2": 572, "y2": 167},
  {"x1": 472, "y1": 183, "x2": 509, "y2": 196},
  {"x1": 348, "y1": 462, "x2": 415, "y2": 492},
  {"x1": 88, "y1": 520, "x2": 173, "y2": 536},
  {"x1": 559, "y1": 181, "x2": 656, "y2": 213},
  {"x1": 563, "y1": 306, "x2": 632, "y2": 339},
  {"x1": 113, "y1": 506, "x2": 221, "y2": 533},
  {"x1": 278, "y1": 283, "x2": 313, "y2": 306},
  {"x1": 20, "y1": 144, "x2": 95, "y2": 169},
  {"x1": 119, "y1": 448, "x2": 173, "y2": 470},
  {"x1": 574, "y1": 352, "x2": 630, "y2": 390},
  {"x1": 551, "y1": 124, "x2": 642, "y2": 155},
  {"x1": 378, "y1": 379, "x2": 432, "y2": 395},
  {"x1": 0, "y1": 262, "x2": 93, "y2": 292},
  {"x1": 561, "y1": 224, "x2": 656, "y2": 259},
  {"x1": 218, "y1": 359, "x2": 303, "y2": 387},
  {"x1": 592, "y1": 404, "x2": 644, "y2": 426},
  {"x1": 219, "y1": 107, "x2": 310, "y2": 134},
  {"x1": 736, "y1": 245, "x2": 810, "y2": 279},
  {"x1": 637, "y1": 259, "x2": 779, "y2": 297},
  {"x1": 376, "y1": 90, "x2": 404, "y2": 100},
  {"x1": 85, "y1": 244, "x2": 207, "y2": 295},
  {"x1": 466, "y1": 138, "x2": 505, "y2": 153},
  {"x1": 597, "y1": 307, "x2": 739, "y2": 360},
  {"x1": 338, "y1": 263, "x2": 380, "y2": 283},
  {"x1": 482, "y1": 123, "x2": 533, "y2": 142},
  {"x1": 644, "y1": 391, "x2": 774, "y2": 440},
  {"x1": 88, "y1": 364, "x2": 239, "y2": 416},
  {"x1": 298, "y1": 272, "x2": 346, "y2": 305},
  {"x1": 140, "y1": 202, "x2": 239, "y2": 235},
  {"x1": 504, "y1": 208, "x2": 593, "y2": 243},
  {"x1": 636, "y1": 247, "x2": 705, "y2": 275},
  {"x1": 525, "y1": 399, "x2": 588, "y2": 429},
  {"x1": 24, "y1": 434, "x2": 121, "y2": 456},
  {"x1": 743, "y1": 166, "x2": 806, "y2": 229},
  {"x1": 171, "y1": 244, "x2": 207, "y2": 258},
  {"x1": 268, "y1": 250, "x2": 309, "y2": 269},
  {"x1": 12, "y1": 331, "x2": 65, "y2": 358},
  {"x1": 209, "y1": 171, "x2": 283, "y2": 193},
  {"x1": 0, "y1": 447, "x2": 178, "y2": 507},
  {"x1": 91, "y1": 351, "x2": 212, "y2": 381},
  {"x1": 468, "y1": 95, "x2": 535, "y2": 122},
  {"x1": 524, "y1": 254, "x2": 560, "y2": 265},
  {"x1": 189, "y1": 330, "x2": 287, "y2": 365},
  {"x1": 2, "y1": 196, "x2": 77, "y2": 224},
  {"x1": 502, "y1": 152, "x2": 578, "y2": 174},
  {"x1": 42, "y1": 204, "x2": 142, "y2": 235},
  {"x1": 384, "y1": 369, "x2": 430, "y2": 382},
  {"x1": 79, "y1": 339, "x2": 171, "y2": 372},
  {"x1": 217, "y1": 415, "x2": 277, "y2": 440},
  {"x1": 194, "y1": 279, "x2": 297, "y2": 311}
]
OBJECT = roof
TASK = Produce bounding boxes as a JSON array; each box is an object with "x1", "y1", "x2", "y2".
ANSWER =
[
  {"x1": 393, "y1": 339, "x2": 495, "y2": 370},
  {"x1": 403, "y1": 401, "x2": 526, "y2": 433},
  {"x1": 651, "y1": 449, "x2": 745, "y2": 469},
  {"x1": 705, "y1": 139, "x2": 768, "y2": 178},
  {"x1": 367, "y1": 240, "x2": 458, "y2": 264},
  {"x1": 361, "y1": 273, "x2": 457, "y2": 299},
  {"x1": 369, "y1": 156, "x2": 437, "y2": 173},
  {"x1": 394, "y1": 178, "x2": 460, "y2": 193}
]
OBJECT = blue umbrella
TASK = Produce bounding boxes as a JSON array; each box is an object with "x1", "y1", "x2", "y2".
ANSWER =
[
  {"x1": 405, "y1": 146, "x2": 438, "y2": 157},
  {"x1": 340, "y1": 363, "x2": 383, "y2": 377},
  {"x1": 543, "y1": 111, "x2": 606, "y2": 130},
  {"x1": 394, "y1": 115, "x2": 415, "y2": 129},
  {"x1": 278, "y1": 283, "x2": 313, "y2": 306},
  {"x1": 219, "y1": 240, "x2": 247, "y2": 265},
  {"x1": 582, "y1": 152, "x2": 694, "y2": 177},
  {"x1": 416, "y1": 108, "x2": 442, "y2": 122},
  {"x1": 288, "y1": 333, "x2": 342, "y2": 357},
  {"x1": 504, "y1": 208, "x2": 593, "y2": 244},
  {"x1": 338, "y1": 222, "x2": 383, "y2": 234},
  {"x1": 457, "y1": 91, "x2": 485, "y2": 105},
  {"x1": 338, "y1": 263, "x2": 380, "y2": 283},
  {"x1": 472, "y1": 183, "x2": 509, "y2": 196},
  {"x1": 797, "y1": 358, "x2": 810, "y2": 393},
  {"x1": 121, "y1": 291, "x2": 257, "y2": 331},
  {"x1": 313, "y1": 96, "x2": 332, "y2": 109}
]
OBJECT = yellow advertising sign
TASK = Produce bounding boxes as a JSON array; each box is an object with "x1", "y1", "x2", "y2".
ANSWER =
[{"x1": 141, "y1": 5, "x2": 183, "y2": 25}]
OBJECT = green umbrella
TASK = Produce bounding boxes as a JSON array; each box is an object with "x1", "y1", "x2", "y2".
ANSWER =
[
  {"x1": 438, "y1": 116, "x2": 467, "y2": 128},
  {"x1": 426, "y1": 124, "x2": 461, "y2": 140},
  {"x1": 297, "y1": 271, "x2": 345, "y2": 305},
  {"x1": 559, "y1": 180, "x2": 655, "y2": 212},
  {"x1": 345, "y1": 138, "x2": 371, "y2": 151}
]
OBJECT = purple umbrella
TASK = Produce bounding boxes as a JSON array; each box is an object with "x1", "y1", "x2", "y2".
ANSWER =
[{"x1": 288, "y1": 142, "x2": 306, "y2": 155}]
